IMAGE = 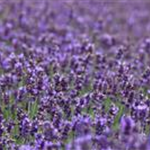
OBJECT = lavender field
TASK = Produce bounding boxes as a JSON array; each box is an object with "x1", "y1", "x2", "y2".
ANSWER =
[{"x1": 1, "y1": 0, "x2": 150, "y2": 150}]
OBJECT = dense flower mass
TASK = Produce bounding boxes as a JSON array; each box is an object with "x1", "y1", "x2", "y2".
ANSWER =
[{"x1": 1, "y1": 0, "x2": 150, "y2": 149}]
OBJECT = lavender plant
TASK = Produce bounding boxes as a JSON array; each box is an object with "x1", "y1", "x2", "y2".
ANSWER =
[{"x1": 0, "y1": 0, "x2": 150, "y2": 150}]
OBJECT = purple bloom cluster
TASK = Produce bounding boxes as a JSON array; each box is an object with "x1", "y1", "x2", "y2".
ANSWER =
[{"x1": 1, "y1": 0, "x2": 150, "y2": 150}]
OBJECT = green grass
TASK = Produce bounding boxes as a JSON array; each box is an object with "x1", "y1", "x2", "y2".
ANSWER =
[
  {"x1": 113, "y1": 101, "x2": 125, "y2": 131},
  {"x1": 103, "y1": 97, "x2": 112, "y2": 112},
  {"x1": 28, "y1": 98, "x2": 39, "y2": 119},
  {"x1": 103, "y1": 97, "x2": 125, "y2": 130}
]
